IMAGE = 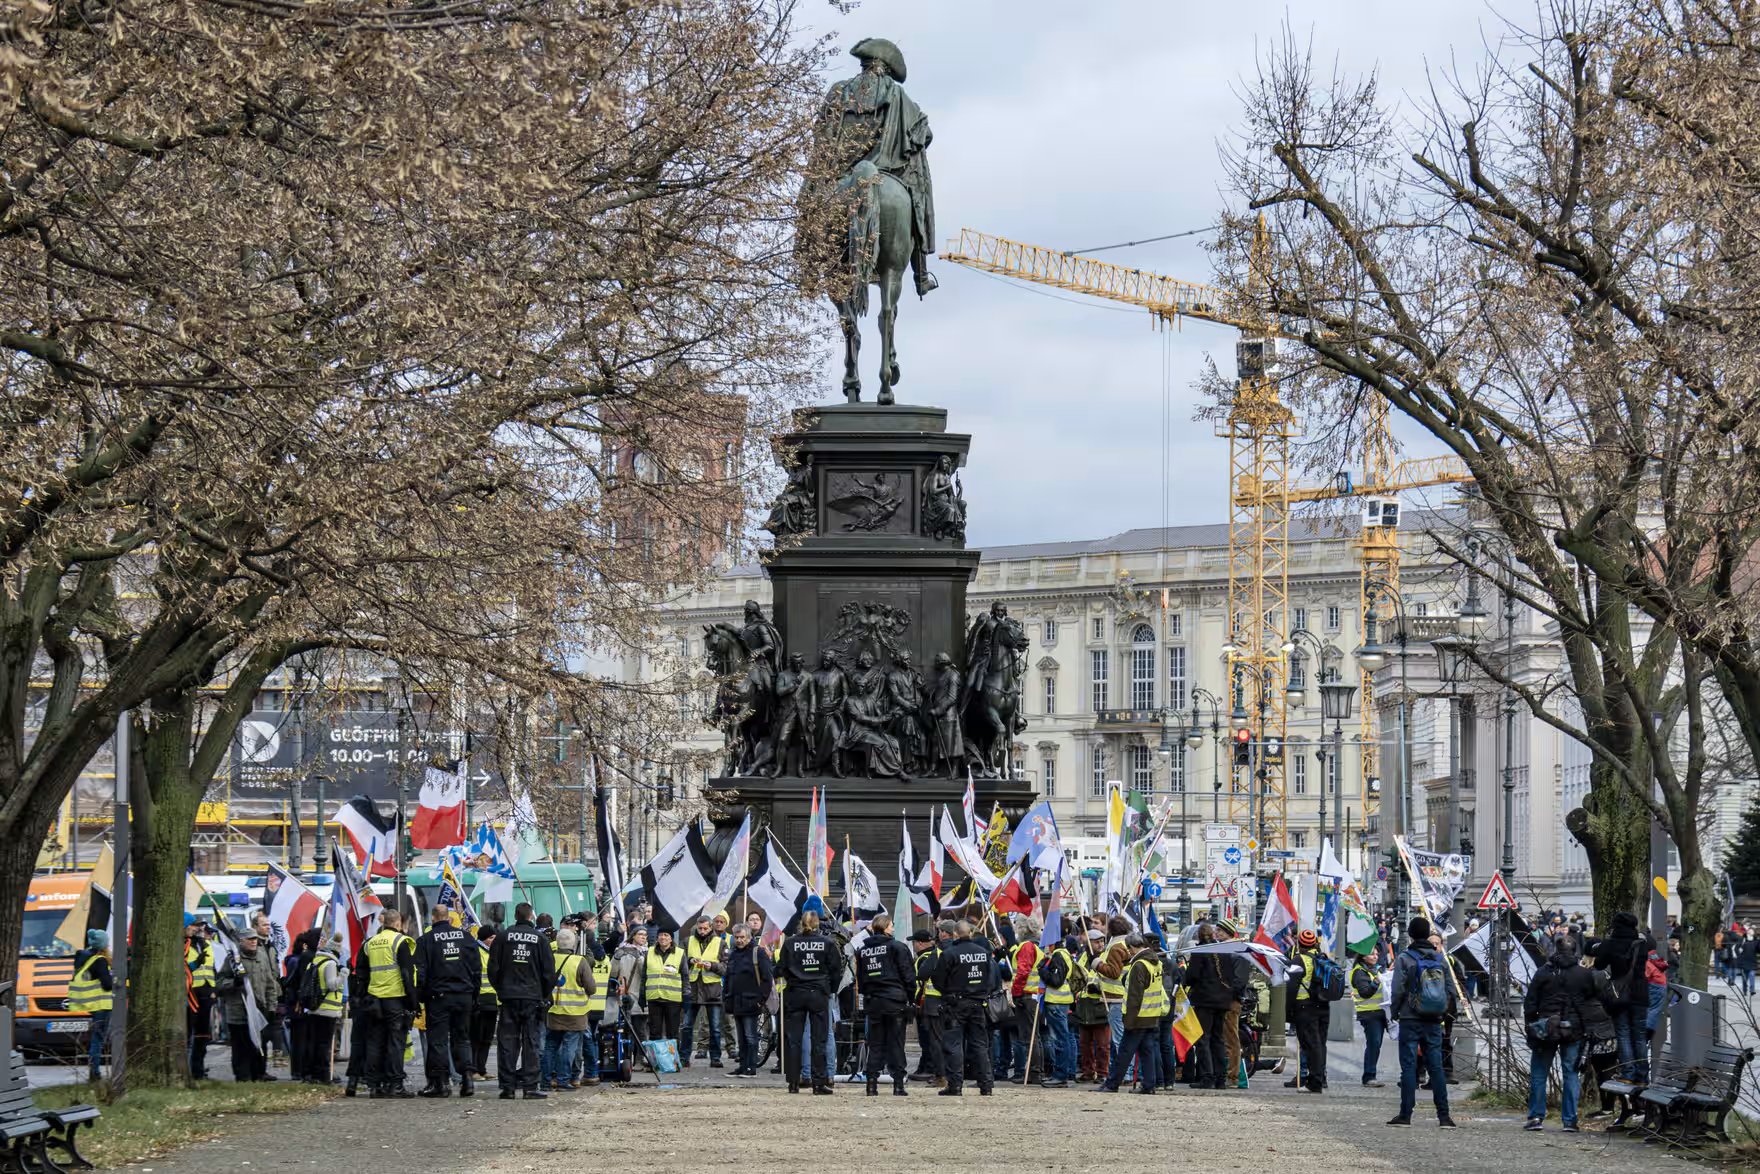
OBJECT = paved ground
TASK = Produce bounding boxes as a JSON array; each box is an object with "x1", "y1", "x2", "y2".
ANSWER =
[{"x1": 46, "y1": 1021, "x2": 1715, "y2": 1174}]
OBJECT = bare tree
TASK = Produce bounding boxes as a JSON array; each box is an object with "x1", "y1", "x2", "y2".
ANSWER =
[
  {"x1": 0, "y1": 0, "x2": 831, "y2": 1083},
  {"x1": 1217, "y1": 0, "x2": 1760, "y2": 979}
]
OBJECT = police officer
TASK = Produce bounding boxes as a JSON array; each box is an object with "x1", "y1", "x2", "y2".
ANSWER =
[
  {"x1": 854, "y1": 914, "x2": 914, "y2": 1097},
  {"x1": 355, "y1": 909, "x2": 418, "y2": 1098},
  {"x1": 932, "y1": 919, "x2": 998, "y2": 1096},
  {"x1": 777, "y1": 910, "x2": 842, "y2": 1095},
  {"x1": 414, "y1": 903, "x2": 480, "y2": 1098},
  {"x1": 185, "y1": 922, "x2": 217, "y2": 1080},
  {"x1": 488, "y1": 902, "x2": 556, "y2": 1099}
]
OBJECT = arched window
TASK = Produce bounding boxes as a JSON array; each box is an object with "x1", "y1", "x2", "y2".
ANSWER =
[{"x1": 1130, "y1": 624, "x2": 1156, "y2": 708}]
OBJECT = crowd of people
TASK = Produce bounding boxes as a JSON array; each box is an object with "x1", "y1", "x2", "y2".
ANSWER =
[{"x1": 157, "y1": 892, "x2": 1715, "y2": 1129}]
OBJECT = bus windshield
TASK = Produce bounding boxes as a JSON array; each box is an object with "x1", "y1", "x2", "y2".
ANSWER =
[{"x1": 20, "y1": 909, "x2": 73, "y2": 958}]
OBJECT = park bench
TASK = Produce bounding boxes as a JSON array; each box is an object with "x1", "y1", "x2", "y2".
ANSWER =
[
  {"x1": 1595, "y1": 1071, "x2": 1645, "y2": 1131},
  {"x1": 0, "y1": 981, "x2": 100, "y2": 1173},
  {"x1": 1635, "y1": 1042, "x2": 1752, "y2": 1149}
]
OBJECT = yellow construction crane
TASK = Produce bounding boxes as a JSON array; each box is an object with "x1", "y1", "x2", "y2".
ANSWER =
[{"x1": 943, "y1": 226, "x2": 1472, "y2": 852}]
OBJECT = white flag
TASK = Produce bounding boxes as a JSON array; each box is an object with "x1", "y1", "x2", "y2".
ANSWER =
[
  {"x1": 702, "y1": 812, "x2": 751, "y2": 919},
  {"x1": 746, "y1": 838, "x2": 807, "y2": 934}
]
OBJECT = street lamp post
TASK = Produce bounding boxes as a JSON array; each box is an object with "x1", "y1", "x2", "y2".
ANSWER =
[
  {"x1": 1157, "y1": 716, "x2": 1190, "y2": 928},
  {"x1": 383, "y1": 672, "x2": 410, "y2": 913},
  {"x1": 1187, "y1": 687, "x2": 1223, "y2": 823}
]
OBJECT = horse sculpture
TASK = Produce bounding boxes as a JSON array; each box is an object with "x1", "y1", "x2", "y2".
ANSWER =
[
  {"x1": 832, "y1": 162, "x2": 914, "y2": 405},
  {"x1": 703, "y1": 622, "x2": 775, "y2": 777},
  {"x1": 961, "y1": 605, "x2": 1029, "y2": 779}
]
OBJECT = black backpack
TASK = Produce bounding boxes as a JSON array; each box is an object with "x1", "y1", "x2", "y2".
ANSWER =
[
  {"x1": 296, "y1": 954, "x2": 326, "y2": 1012},
  {"x1": 1038, "y1": 949, "x2": 1070, "y2": 993}
]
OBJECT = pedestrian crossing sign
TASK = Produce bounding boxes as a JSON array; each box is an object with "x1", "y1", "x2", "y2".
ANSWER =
[{"x1": 1476, "y1": 872, "x2": 1517, "y2": 910}]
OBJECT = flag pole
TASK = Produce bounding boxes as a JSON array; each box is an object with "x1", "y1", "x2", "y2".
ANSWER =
[{"x1": 1024, "y1": 992, "x2": 1043, "y2": 1088}]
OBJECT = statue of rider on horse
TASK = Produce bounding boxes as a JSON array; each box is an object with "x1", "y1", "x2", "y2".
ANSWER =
[{"x1": 799, "y1": 38, "x2": 938, "y2": 405}]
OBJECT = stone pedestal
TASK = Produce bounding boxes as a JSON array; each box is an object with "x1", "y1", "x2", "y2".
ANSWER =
[{"x1": 707, "y1": 402, "x2": 1033, "y2": 869}]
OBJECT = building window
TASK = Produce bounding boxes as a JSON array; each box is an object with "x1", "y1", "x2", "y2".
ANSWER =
[
  {"x1": 1044, "y1": 619, "x2": 1058, "y2": 645},
  {"x1": 1167, "y1": 646, "x2": 1187, "y2": 711},
  {"x1": 1090, "y1": 650, "x2": 1109, "y2": 712},
  {"x1": 1168, "y1": 746, "x2": 1186, "y2": 793},
  {"x1": 1326, "y1": 605, "x2": 1341, "y2": 631},
  {"x1": 1043, "y1": 675, "x2": 1056, "y2": 715},
  {"x1": 1091, "y1": 746, "x2": 1107, "y2": 797},
  {"x1": 1130, "y1": 625, "x2": 1156, "y2": 708},
  {"x1": 1129, "y1": 743, "x2": 1153, "y2": 791},
  {"x1": 1167, "y1": 613, "x2": 1182, "y2": 638},
  {"x1": 1293, "y1": 752, "x2": 1307, "y2": 795},
  {"x1": 1043, "y1": 758, "x2": 1057, "y2": 797},
  {"x1": 1293, "y1": 607, "x2": 1307, "y2": 632},
  {"x1": 1292, "y1": 830, "x2": 1308, "y2": 848},
  {"x1": 1092, "y1": 616, "x2": 1104, "y2": 642}
]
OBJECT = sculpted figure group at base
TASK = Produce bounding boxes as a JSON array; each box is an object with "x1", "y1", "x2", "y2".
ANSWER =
[{"x1": 705, "y1": 600, "x2": 1018, "y2": 780}]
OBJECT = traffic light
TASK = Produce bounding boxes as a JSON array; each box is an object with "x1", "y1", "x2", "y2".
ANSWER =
[{"x1": 1232, "y1": 727, "x2": 1253, "y2": 766}]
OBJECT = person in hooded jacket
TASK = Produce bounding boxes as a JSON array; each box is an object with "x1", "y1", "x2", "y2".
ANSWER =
[
  {"x1": 1586, "y1": 910, "x2": 1651, "y2": 1083},
  {"x1": 1521, "y1": 940, "x2": 1614, "y2": 1132}
]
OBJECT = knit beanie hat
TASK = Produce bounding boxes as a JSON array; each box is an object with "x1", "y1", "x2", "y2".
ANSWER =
[
  {"x1": 1407, "y1": 918, "x2": 1432, "y2": 942},
  {"x1": 86, "y1": 929, "x2": 109, "y2": 950}
]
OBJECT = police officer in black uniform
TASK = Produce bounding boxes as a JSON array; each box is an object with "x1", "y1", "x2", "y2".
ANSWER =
[
  {"x1": 932, "y1": 918, "x2": 998, "y2": 1096},
  {"x1": 414, "y1": 903, "x2": 481, "y2": 1098},
  {"x1": 778, "y1": 910, "x2": 843, "y2": 1095},
  {"x1": 487, "y1": 902, "x2": 556, "y2": 1100},
  {"x1": 855, "y1": 913, "x2": 915, "y2": 1097}
]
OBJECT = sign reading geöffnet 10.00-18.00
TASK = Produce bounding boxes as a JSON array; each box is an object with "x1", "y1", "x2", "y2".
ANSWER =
[{"x1": 231, "y1": 709, "x2": 502, "y2": 803}]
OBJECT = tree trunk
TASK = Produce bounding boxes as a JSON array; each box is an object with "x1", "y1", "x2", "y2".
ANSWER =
[
  {"x1": 1676, "y1": 865, "x2": 1718, "y2": 990},
  {"x1": 0, "y1": 810, "x2": 57, "y2": 987},
  {"x1": 1572, "y1": 762, "x2": 1651, "y2": 933},
  {"x1": 124, "y1": 702, "x2": 204, "y2": 1088}
]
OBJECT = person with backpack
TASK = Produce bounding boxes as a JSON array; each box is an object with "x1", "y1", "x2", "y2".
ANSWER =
[
  {"x1": 1285, "y1": 929, "x2": 1340, "y2": 1094},
  {"x1": 281, "y1": 930, "x2": 320, "y2": 1081},
  {"x1": 1587, "y1": 910, "x2": 1650, "y2": 1084},
  {"x1": 1521, "y1": 939, "x2": 1614, "y2": 1132},
  {"x1": 1386, "y1": 916, "x2": 1458, "y2": 1129},
  {"x1": 302, "y1": 933, "x2": 347, "y2": 1084}
]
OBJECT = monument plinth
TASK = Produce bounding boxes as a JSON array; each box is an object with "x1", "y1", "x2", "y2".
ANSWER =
[{"x1": 706, "y1": 404, "x2": 1032, "y2": 873}]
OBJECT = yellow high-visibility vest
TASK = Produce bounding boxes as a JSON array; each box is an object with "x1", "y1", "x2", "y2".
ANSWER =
[
  {"x1": 1042, "y1": 947, "x2": 1075, "y2": 1006},
  {"x1": 589, "y1": 956, "x2": 611, "y2": 1014},
  {"x1": 186, "y1": 941, "x2": 215, "y2": 990},
  {"x1": 478, "y1": 942, "x2": 496, "y2": 999},
  {"x1": 686, "y1": 933, "x2": 725, "y2": 986},
  {"x1": 363, "y1": 930, "x2": 411, "y2": 998},
  {"x1": 1096, "y1": 943, "x2": 1126, "y2": 999},
  {"x1": 68, "y1": 954, "x2": 112, "y2": 1015},
  {"x1": 921, "y1": 946, "x2": 941, "y2": 998},
  {"x1": 316, "y1": 956, "x2": 345, "y2": 1014},
  {"x1": 1131, "y1": 957, "x2": 1169, "y2": 1018},
  {"x1": 553, "y1": 954, "x2": 592, "y2": 1016},
  {"x1": 1350, "y1": 960, "x2": 1385, "y2": 1015},
  {"x1": 645, "y1": 947, "x2": 683, "y2": 1003}
]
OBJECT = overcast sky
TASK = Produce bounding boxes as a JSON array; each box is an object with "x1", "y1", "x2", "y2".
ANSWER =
[{"x1": 797, "y1": 0, "x2": 1500, "y2": 547}]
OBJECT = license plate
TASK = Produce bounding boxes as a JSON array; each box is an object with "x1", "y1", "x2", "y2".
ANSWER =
[{"x1": 45, "y1": 1020, "x2": 88, "y2": 1033}]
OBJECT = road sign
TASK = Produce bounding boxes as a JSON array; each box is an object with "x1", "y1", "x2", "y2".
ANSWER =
[
  {"x1": 1476, "y1": 872, "x2": 1518, "y2": 910},
  {"x1": 1375, "y1": 865, "x2": 1390, "y2": 882},
  {"x1": 1243, "y1": 837, "x2": 1260, "y2": 852},
  {"x1": 1263, "y1": 849, "x2": 1295, "y2": 859},
  {"x1": 1205, "y1": 824, "x2": 1242, "y2": 844},
  {"x1": 1222, "y1": 846, "x2": 1243, "y2": 866},
  {"x1": 1206, "y1": 877, "x2": 1231, "y2": 898}
]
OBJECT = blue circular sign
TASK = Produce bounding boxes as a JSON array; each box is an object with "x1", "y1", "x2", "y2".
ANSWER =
[{"x1": 1223, "y1": 847, "x2": 1242, "y2": 865}]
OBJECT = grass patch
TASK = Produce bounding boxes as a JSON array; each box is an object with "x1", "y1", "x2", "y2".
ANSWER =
[
  {"x1": 32, "y1": 1081, "x2": 339, "y2": 1167},
  {"x1": 1466, "y1": 1083, "x2": 1533, "y2": 1110}
]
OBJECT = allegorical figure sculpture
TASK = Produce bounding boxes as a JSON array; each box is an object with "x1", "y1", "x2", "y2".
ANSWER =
[
  {"x1": 921, "y1": 454, "x2": 966, "y2": 543},
  {"x1": 841, "y1": 651, "x2": 907, "y2": 778},
  {"x1": 799, "y1": 38, "x2": 937, "y2": 405},
  {"x1": 763, "y1": 461, "x2": 815, "y2": 541},
  {"x1": 771, "y1": 652, "x2": 816, "y2": 778},
  {"x1": 810, "y1": 651, "x2": 850, "y2": 779},
  {"x1": 926, "y1": 651, "x2": 964, "y2": 777},
  {"x1": 961, "y1": 602, "x2": 1028, "y2": 778},
  {"x1": 884, "y1": 648, "x2": 929, "y2": 774}
]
